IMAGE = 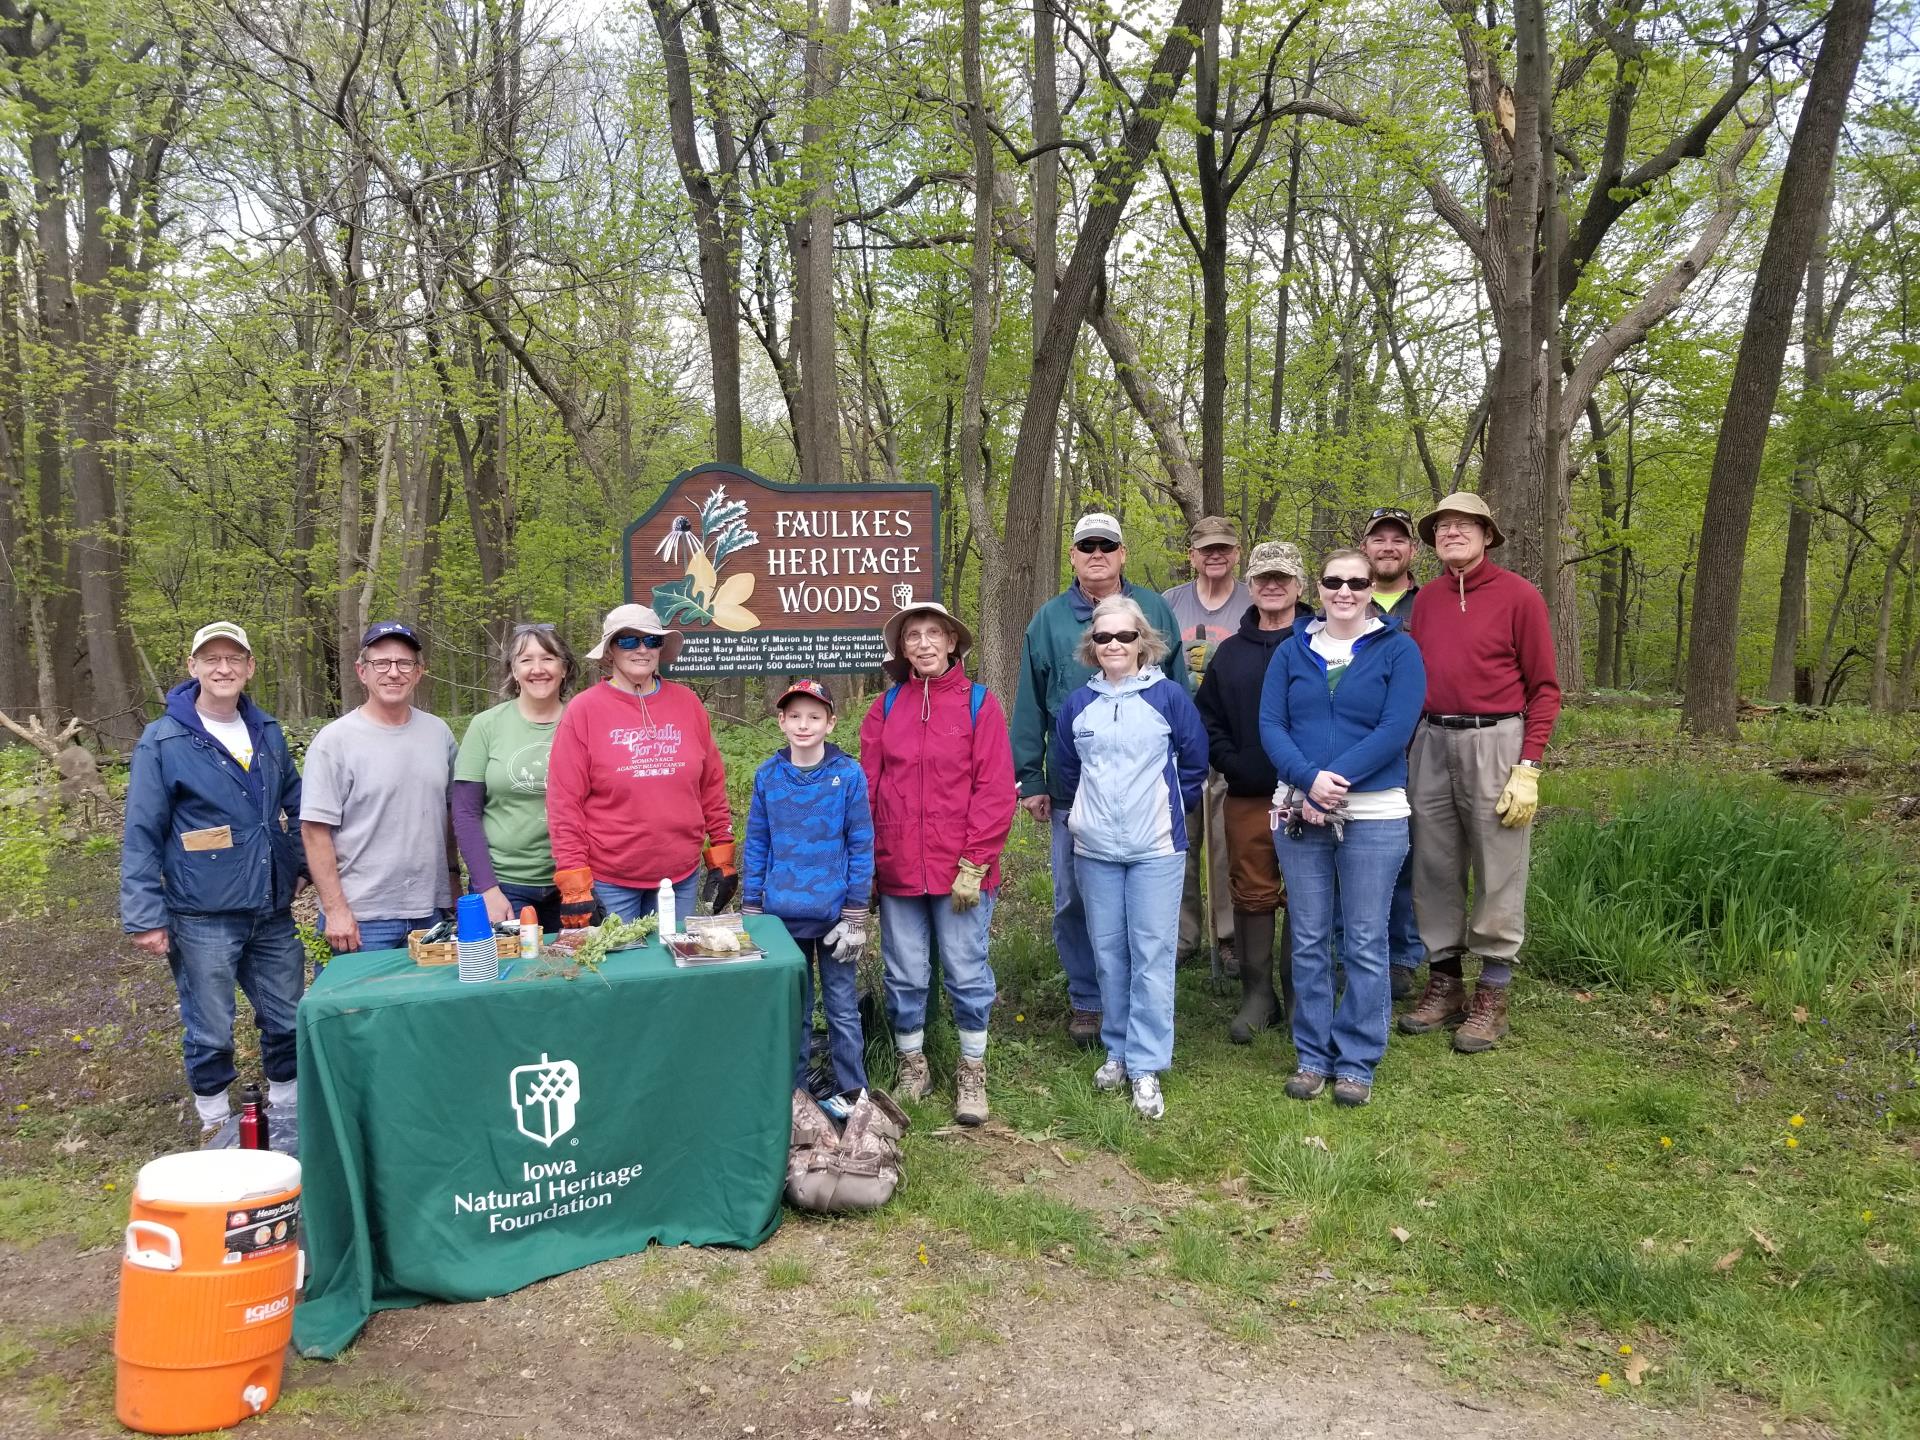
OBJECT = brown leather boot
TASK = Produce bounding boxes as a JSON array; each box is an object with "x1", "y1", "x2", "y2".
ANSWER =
[
  {"x1": 1452, "y1": 984, "x2": 1511, "y2": 1052},
  {"x1": 895, "y1": 1050, "x2": 933, "y2": 1101},
  {"x1": 1399, "y1": 972, "x2": 1468, "y2": 1034}
]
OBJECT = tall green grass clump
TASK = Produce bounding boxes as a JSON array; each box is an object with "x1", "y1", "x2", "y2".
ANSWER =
[{"x1": 1528, "y1": 778, "x2": 1913, "y2": 1016}]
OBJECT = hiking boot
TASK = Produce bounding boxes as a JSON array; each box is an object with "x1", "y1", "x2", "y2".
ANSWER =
[
  {"x1": 1284, "y1": 1070, "x2": 1327, "y2": 1101},
  {"x1": 1332, "y1": 1078, "x2": 1372, "y2": 1108},
  {"x1": 1452, "y1": 984, "x2": 1511, "y2": 1053},
  {"x1": 1390, "y1": 966, "x2": 1418, "y2": 1002},
  {"x1": 1068, "y1": 1008, "x2": 1103, "y2": 1049},
  {"x1": 954, "y1": 1057, "x2": 989, "y2": 1126},
  {"x1": 1131, "y1": 1073, "x2": 1165, "y2": 1120},
  {"x1": 1228, "y1": 910, "x2": 1278, "y2": 1045},
  {"x1": 895, "y1": 1050, "x2": 933, "y2": 1102},
  {"x1": 1093, "y1": 1057, "x2": 1127, "y2": 1091},
  {"x1": 1399, "y1": 973, "x2": 1469, "y2": 1034}
]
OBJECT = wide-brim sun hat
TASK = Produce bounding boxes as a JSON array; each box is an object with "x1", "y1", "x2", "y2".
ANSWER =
[
  {"x1": 1417, "y1": 490, "x2": 1506, "y2": 549},
  {"x1": 881, "y1": 601, "x2": 973, "y2": 682},
  {"x1": 586, "y1": 603, "x2": 684, "y2": 667}
]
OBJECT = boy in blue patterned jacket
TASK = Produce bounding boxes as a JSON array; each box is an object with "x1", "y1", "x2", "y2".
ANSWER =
[{"x1": 743, "y1": 679, "x2": 875, "y2": 1101}]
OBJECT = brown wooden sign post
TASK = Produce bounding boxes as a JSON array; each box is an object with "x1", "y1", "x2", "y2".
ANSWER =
[{"x1": 623, "y1": 464, "x2": 942, "y2": 675}]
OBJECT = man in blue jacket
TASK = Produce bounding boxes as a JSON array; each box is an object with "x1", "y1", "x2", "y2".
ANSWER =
[{"x1": 122, "y1": 622, "x2": 307, "y2": 1152}]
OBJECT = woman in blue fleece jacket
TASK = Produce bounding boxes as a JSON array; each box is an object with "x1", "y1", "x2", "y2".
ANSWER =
[{"x1": 1259, "y1": 549, "x2": 1426, "y2": 1107}]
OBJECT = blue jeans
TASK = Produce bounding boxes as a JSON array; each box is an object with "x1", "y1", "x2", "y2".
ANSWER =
[
  {"x1": 1389, "y1": 848, "x2": 1424, "y2": 972},
  {"x1": 1050, "y1": 812, "x2": 1103, "y2": 1011},
  {"x1": 168, "y1": 910, "x2": 307, "y2": 1095},
  {"x1": 593, "y1": 875, "x2": 699, "y2": 925},
  {"x1": 496, "y1": 882, "x2": 563, "y2": 934},
  {"x1": 1275, "y1": 817, "x2": 1409, "y2": 1085},
  {"x1": 318, "y1": 909, "x2": 447, "y2": 955},
  {"x1": 880, "y1": 892, "x2": 997, "y2": 1047},
  {"x1": 1074, "y1": 852, "x2": 1184, "y2": 1076},
  {"x1": 796, "y1": 936, "x2": 868, "y2": 1093}
]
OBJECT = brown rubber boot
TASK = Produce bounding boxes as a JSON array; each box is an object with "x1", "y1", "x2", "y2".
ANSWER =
[
  {"x1": 1228, "y1": 910, "x2": 1277, "y2": 1044},
  {"x1": 954, "y1": 1056, "x2": 989, "y2": 1126},
  {"x1": 1452, "y1": 984, "x2": 1511, "y2": 1053},
  {"x1": 895, "y1": 1050, "x2": 933, "y2": 1101},
  {"x1": 1398, "y1": 972, "x2": 1469, "y2": 1034},
  {"x1": 1276, "y1": 908, "x2": 1297, "y2": 1025}
]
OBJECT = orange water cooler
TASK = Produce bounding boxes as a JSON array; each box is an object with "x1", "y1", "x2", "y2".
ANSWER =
[{"x1": 114, "y1": 1149, "x2": 304, "y2": 1435}]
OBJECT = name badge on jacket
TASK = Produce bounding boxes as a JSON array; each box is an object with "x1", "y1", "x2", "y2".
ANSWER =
[{"x1": 180, "y1": 825, "x2": 234, "y2": 852}]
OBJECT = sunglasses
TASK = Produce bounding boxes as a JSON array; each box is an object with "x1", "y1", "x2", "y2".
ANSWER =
[
  {"x1": 1320, "y1": 576, "x2": 1373, "y2": 591},
  {"x1": 1368, "y1": 507, "x2": 1413, "y2": 524},
  {"x1": 611, "y1": 633, "x2": 666, "y2": 650},
  {"x1": 1075, "y1": 538, "x2": 1121, "y2": 554},
  {"x1": 1091, "y1": 630, "x2": 1140, "y2": 645}
]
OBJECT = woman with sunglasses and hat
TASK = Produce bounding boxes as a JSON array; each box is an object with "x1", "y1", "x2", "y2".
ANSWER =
[
  {"x1": 452, "y1": 623, "x2": 580, "y2": 933},
  {"x1": 545, "y1": 604, "x2": 734, "y2": 928},
  {"x1": 1259, "y1": 550, "x2": 1425, "y2": 1107},
  {"x1": 1053, "y1": 594, "x2": 1209, "y2": 1121},
  {"x1": 858, "y1": 601, "x2": 1016, "y2": 1126}
]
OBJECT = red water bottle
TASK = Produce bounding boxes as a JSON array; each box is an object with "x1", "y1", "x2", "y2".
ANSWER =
[{"x1": 237, "y1": 1085, "x2": 269, "y2": 1150}]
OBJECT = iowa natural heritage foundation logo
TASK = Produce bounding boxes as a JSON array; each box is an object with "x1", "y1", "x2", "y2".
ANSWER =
[{"x1": 510, "y1": 1053, "x2": 581, "y2": 1146}]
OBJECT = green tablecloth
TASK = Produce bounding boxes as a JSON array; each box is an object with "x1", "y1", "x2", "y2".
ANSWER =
[{"x1": 292, "y1": 919, "x2": 803, "y2": 1358}]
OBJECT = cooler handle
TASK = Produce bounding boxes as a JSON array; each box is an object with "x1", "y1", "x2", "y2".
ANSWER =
[
  {"x1": 296, "y1": 1249, "x2": 306, "y2": 1292},
  {"x1": 124, "y1": 1220, "x2": 182, "y2": 1272}
]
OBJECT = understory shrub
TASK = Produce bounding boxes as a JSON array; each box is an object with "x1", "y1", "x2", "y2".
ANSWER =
[{"x1": 1528, "y1": 778, "x2": 1914, "y2": 1016}]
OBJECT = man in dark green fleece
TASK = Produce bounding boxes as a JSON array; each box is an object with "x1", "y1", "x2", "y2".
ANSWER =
[{"x1": 1010, "y1": 512, "x2": 1187, "y2": 1047}]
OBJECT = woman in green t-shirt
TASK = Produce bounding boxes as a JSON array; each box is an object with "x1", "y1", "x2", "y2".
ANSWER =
[{"x1": 453, "y1": 623, "x2": 580, "y2": 929}]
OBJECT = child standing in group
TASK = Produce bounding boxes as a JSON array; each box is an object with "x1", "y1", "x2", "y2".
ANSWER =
[{"x1": 742, "y1": 680, "x2": 875, "y2": 1104}]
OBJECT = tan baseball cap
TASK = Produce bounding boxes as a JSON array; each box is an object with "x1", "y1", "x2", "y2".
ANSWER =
[
  {"x1": 1188, "y1": 515, "x2": 1240, "y2": 548},
  {"x1": 190, "y1": 621, "x2": 252, "y2": 655}
]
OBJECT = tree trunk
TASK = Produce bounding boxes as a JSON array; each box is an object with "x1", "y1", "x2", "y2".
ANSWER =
[
  {"x1": 796, "y1": 0, "x2": 851, "y2": 488},
  {"x1": 1589, "y1": 396, "x2": 1618, "y2": 690},
  {"x1": 1870, "y1": 501, "x2": 1914, "y2": 712},
  {"x1": 1030, "y1": 0, "x2": 1062, "y2": 601},
  {"x1": 1683, "y1": 0, "x2": 1874, "y2": 735}
]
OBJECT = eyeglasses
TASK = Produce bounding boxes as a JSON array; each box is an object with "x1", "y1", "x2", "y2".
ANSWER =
[
  {"x1": 1319, "y1": 576, "x2": 1373, "y2": 591},
  {"x1": 611, "y1": 633, "x2": 665, "y2": 651},
  {"x1": 512, "y1": 622, "x2": 556, "y2": 637},
  {"x1": 196, "y1": 655, "x2": 249, "y2": 672},
  {"x1": 1075, "y1": 538, "x2": 1120, "y2": 554},
  {"x1": 1433, "y1": 518, "x2": 1482, "y2": 535},
  {"x1": 1091, "y1": 630, "x2": 1140, "y2": 645},
  {"x1": 363, "y1": 657, "x2": 420, "y2": 674},
  {"x1": 1250, "y1": 573, "x2": 1298, "y2": 587}
]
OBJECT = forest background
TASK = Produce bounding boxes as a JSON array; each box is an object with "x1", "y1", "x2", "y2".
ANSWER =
[{"x1": 0, "y1": 0, "x2": 1913, "y2": 745}]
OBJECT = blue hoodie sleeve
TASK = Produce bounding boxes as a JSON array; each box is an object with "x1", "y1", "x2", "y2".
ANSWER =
[
  {"x1": 1326, "y1": 632, "x2": 1428, "y2": 785},
  {"x1": 1259, "y1": 644, "x2": 1317, "y2": 794},
  {"x1": 741, "y1": 765, "x2": 772, "y2": 909},
  {"x1": 841, "y1": 762, "x2": 875, "y2": 914},
  {"x1": 1163, "y1": 685, "x2": 1210, "y2": 814},
  {"x1": 120, "y1": 725, "x2": 171, "y2": 933},
  {"x1": 1052, "y1": 689, "x2": 1086, "y2": 804}
]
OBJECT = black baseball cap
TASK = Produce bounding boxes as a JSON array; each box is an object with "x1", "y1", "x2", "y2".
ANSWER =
[{"x1": 360, "y1": 621, "x2": 423, "y2": 652}]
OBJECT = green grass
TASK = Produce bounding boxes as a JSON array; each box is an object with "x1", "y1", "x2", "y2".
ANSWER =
[
  {"x1": 0, "y1": 1177, "x2": 126, "y2": 1248},
  {"x1": 764, "y1": 1255, "x2": 813, "y2": 1290}
]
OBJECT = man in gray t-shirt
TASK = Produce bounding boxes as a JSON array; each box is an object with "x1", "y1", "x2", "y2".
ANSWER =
[{"x1": 301, "y1": 622, "x2": 459, "y2": 954}]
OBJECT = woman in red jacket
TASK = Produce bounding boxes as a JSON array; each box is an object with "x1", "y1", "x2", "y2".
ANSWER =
[
  {"x1": 859, "y1": 602, "x2": 1015, "y2": 1126},
  {"x1": 546, "y1": 604, "x2": 734, "y2": 928}
]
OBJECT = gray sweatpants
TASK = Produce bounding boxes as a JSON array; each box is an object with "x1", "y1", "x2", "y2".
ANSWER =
[{"x1": 1407, "y1": 717, "x2": 1530, "y2": 965}]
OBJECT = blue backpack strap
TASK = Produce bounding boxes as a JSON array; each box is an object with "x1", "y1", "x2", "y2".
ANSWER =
[
  {"x1": 885, "y1": 681, "x2": 986, "y2": 727},
  {"x1": 883, "y1": 684, "x2": 903, "y2": 719}
]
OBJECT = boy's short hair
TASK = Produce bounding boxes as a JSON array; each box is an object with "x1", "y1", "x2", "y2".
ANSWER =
[{"x1": 776, "y1": 678, "x2": 835, "y2": 713}]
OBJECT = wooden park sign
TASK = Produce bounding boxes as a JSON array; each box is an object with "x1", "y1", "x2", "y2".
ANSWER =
[{"x1": 624, "y1": 464, "x2": 942, "y2": 675}]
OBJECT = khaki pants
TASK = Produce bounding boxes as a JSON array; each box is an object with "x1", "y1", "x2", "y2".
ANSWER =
[
  {"x1": 1179, "y1": 770, "x2": 1234, "y2": 955},
  {"x1": 1407, "y1": 718, "x2": 1530, "y2": 964}
]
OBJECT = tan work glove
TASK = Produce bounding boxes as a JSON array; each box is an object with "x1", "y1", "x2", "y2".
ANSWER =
[
  {"x1": 1495, "y1": 764, "x2": 1539, "y2": 829},
  {"x1": 951, "y1": 858, "x2": 989, "y2": 911}
]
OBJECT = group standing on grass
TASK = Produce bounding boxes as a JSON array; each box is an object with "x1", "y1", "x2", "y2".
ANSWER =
[{"x1": 123, "y1": 483, "x2": 1556, "y2": 1152}]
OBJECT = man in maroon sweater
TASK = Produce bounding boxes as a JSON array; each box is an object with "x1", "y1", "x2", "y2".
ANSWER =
[{"x1": 1399, "y1": 492, "x2": 1561, "y2": 1051}]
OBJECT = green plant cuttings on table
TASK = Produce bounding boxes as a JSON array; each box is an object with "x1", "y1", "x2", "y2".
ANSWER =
[{"x1": 539, "y1": 913, "x2": 659, "y2": 979}]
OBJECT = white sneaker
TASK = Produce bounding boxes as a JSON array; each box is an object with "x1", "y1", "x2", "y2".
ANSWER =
[
  {"x1": 1093, "y1": 1058, "x2": 1127, "y2": 1091},
  {"x1": 1131, "y1": 1073, "x2": 1165, "y2": 1120}
]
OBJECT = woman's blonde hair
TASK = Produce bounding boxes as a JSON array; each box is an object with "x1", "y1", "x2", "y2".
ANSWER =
[
  {"x1": 1318, "y1": 547, "x2": 1371, "y2": 582},
  {"x1": 1076, "y1": 593, "x2": 1170, "y2": 669}
]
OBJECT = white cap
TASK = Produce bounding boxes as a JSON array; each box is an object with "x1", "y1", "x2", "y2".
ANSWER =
[
  {"x1": 190, "y1": 621, "x2": 252, "y2": 655},
  {"x1": 1072, "y1": 512, "x2": 1124, "y2": 546}
]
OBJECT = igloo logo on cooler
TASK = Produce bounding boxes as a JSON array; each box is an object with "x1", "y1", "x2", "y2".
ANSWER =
[
  {"x1": 510, "y1": 1053, "x2": 581, "y2": 1147},
  {"x1": 242, "y1": 1296, "x2": 290, "y2": 1325}
]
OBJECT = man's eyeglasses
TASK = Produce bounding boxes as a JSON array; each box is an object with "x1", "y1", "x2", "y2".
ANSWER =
[
  {"x1": 1075, "y1": 538, "x2": 1120, "y2": 554},
  {"x1": 612, "y1": 633, "x2": 666, "y2": 651},
  {"x1": 1319, "y1": 576, "x2": 1373, "y2": 591},
  {"x1": 1090, "y1": 630, "x2": 1140, "y2": 645},
  {"x1": 363, "y1": 657, "x2": 420, "y2": 674}
]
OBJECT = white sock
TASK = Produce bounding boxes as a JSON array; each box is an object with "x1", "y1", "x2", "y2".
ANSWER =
[
  {"x1": 194, "y1": 1091, "x2": 232, "y2": 1128},
  {"x1": 957, "y1": 1029, "x2": 988, "y2": 1061},
  {"x1": 267, "y1": 1079, "x2": 298, "y2": 1111},
  {"x1": 894, "y1": 1029, "x2": 925, "y2": 1054}
]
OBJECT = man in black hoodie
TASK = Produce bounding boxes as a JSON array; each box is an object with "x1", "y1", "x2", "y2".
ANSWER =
[{"x1": 1196, "y1": 541, "x2": 1311, "y2": 1042}]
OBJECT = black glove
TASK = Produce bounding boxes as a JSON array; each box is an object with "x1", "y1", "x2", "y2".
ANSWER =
[{"x1": 702, "y1": 868, "x2": 739, "y2": 915}]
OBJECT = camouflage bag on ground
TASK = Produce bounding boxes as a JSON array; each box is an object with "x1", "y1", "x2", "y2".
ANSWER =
[{"x1": 785, "y1": 1087, "x2": 910, "y2": 1213}]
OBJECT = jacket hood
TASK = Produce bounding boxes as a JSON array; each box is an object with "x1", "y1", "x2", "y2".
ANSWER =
[
  {"x1": 165, "y1": 678, "x2": 267, "y2": 736},
  {"x1": 1066, "y1": 579, "x2": 1143, "y2": 622},
  {"x1": 1440, "y1": 556, "x2": 1505, "y2": 611},
  {"x1": 772, "y1": 742, "x2": 853, "y2": 780},
  {"x1": 1236, "y1": 603, "x2": 1313, "y2": 647},
  {"x1": 1088, "y1": 665, "x2": 1166, "y2": 698},
  {"x1": 1292, "y1": 610, "x2": 1401, "y2": 644}
]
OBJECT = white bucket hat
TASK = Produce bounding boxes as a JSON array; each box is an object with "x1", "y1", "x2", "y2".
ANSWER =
[
  {"x1": 586, "y1": 603, "x2": 684, "y2": 667},
  {"x1": 881, "y1": 601, "x2": 973, "y2": 682}
]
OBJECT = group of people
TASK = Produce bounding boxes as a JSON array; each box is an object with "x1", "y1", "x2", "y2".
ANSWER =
[
  {"x1": 1013, "y1": 495, "x2": 1559, "y2": 1118},
  {"x1": 121, "y1": 483, "x2": 1557, "y2": 1155}
]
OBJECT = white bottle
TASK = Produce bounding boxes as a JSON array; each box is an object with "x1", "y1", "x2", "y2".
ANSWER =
[{"x1": 657, "y1": 877, "x2": 677, "y2": 938}]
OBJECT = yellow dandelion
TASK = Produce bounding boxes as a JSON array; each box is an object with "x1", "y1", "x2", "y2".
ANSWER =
[
  {"x1": 1659, "y1": 1136, "x2": 1673, "y2": 1149},
  {"x1": 1788, "y1": 1114, "x2": 1805, "y2": 1128},
  {"x1": 1015, "y1": 1014, "x2": 1025, "y2": 1023},
  {"x1": 1618, "y1": 1344, "x2": 1633, "y2": 1356},
  {"x1": 1597, "y1": 1372, "x2": 1613, "y2": 1389},
  {"x1": 1288, "y1": 1299, "x2": 1301, "y2": 1309},
  {"x1": 1862, "y1": 1209, "x2": 1874, "y2": 1223},
  {"x1": 1785, "y1": 1136, "x2": 1800, "y2": 1150},
  {"x1": 12, "y1": 1103, "x2": 26, "y2": 1112},
  {"x1": 916, "y1": 1244, "x2": 930, "y2": 1266},
  {"x1": 103, "y1": 1182, "x2": 116, "y2": 1191}
]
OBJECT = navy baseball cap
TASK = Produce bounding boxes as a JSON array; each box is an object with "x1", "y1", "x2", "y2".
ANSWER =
[
  {"x1": 776, "y1": 678, "x2": 835, "y2": 713},
  {"x1": 360, "y1": 621, "x2": 423, "y2": 651}
]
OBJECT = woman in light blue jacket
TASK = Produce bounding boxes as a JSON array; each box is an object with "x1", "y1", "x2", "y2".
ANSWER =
[{"x1": 1055, "y1": 595, "x2": 1209, "y2": 1119}]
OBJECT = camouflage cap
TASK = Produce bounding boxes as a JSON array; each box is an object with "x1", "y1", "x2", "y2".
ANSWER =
[{"x1": 1245, "y1": 541, "x2": 1306, "y2": 581}]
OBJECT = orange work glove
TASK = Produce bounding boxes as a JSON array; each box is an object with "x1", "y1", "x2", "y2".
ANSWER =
[
  {"x1": 703, "y1": 841, "x2": 736, "y2": 877},
  {"x1": 554, "y1": 866, "x2": 596, "y2": 929}
]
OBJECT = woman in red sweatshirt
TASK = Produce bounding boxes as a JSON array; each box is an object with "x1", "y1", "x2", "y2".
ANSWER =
[{"x1": 546, "y1": 604, "x2": 734, "y2": 928}]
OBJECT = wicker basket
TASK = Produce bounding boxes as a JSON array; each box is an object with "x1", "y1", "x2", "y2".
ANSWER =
[{"x1": 409, "y1": 930, "x2": 520, "y2": 967}]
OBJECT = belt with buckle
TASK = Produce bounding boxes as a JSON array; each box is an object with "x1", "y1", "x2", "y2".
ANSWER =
[{"x1": 1424, "y1": 712, "x2": 1521, "y2": 729}]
